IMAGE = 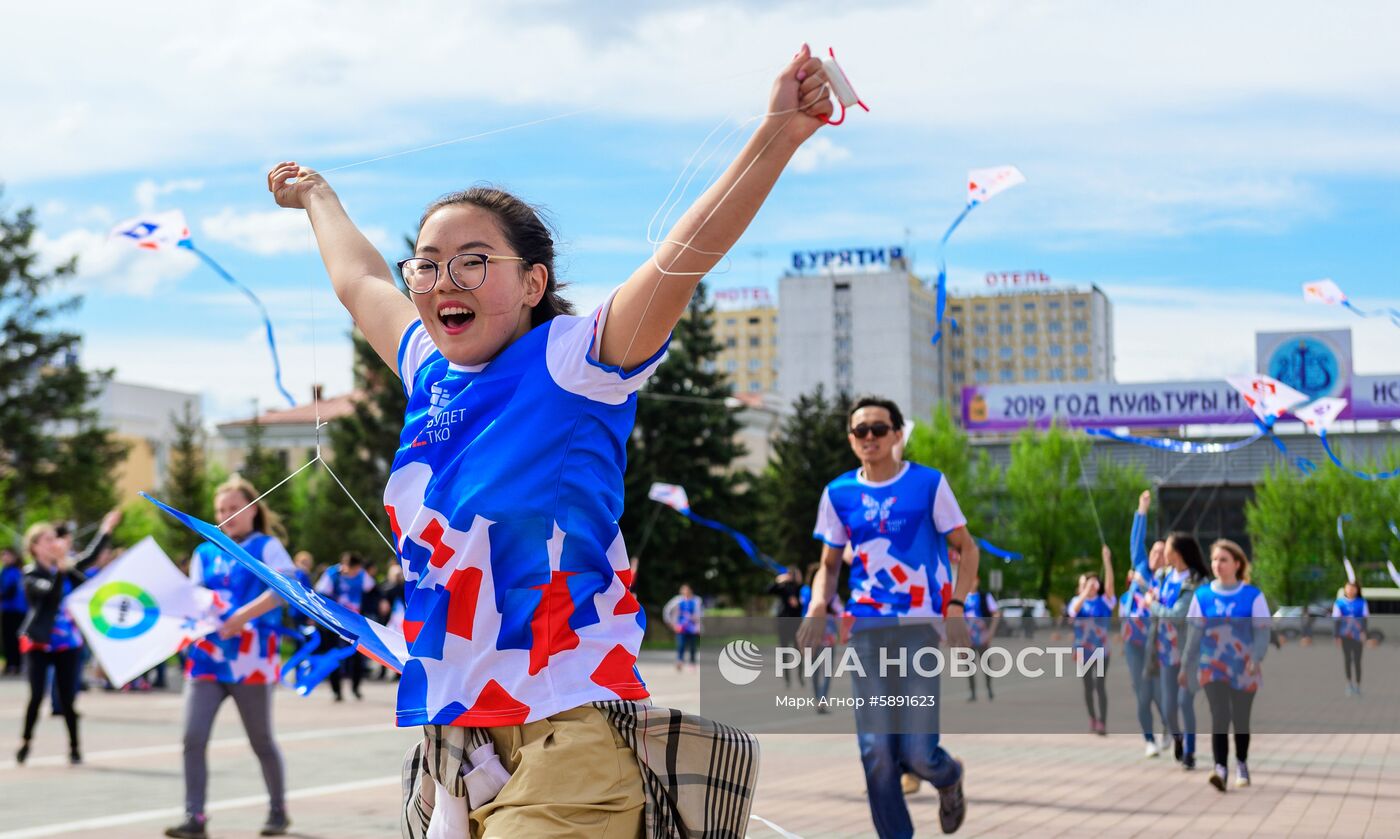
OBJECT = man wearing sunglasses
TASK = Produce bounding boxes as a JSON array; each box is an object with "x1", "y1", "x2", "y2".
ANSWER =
[{"x1": 799, "y1": 396, "x2": 980, "y2": 837}]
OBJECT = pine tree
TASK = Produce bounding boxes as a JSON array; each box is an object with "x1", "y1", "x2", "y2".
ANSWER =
[
  {"x1": 0, "y1": 194, "x2": 126, "y2": 527},
  {"x1": 755, "y1": 385, "x2": 853, "y2": 577},
  {"x1": 621, "y1": 282, "x2": 752, "y2": 609},
  {"x1": 238, "y1": 410, "x2": 285, "y2": 500},
  {"x1": 158, "y1": 402, "x2": 209, "y2": 559}
]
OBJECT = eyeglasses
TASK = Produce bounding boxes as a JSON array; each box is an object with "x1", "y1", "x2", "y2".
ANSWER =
[
  {"x1": 849, "y1": 422, "x2": 893, "y2": 439},
  {"x1": 396, "y1": 253, "x2": 527, "y2": 295}
]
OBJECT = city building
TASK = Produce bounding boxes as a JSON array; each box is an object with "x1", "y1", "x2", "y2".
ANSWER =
[
  {"x1": 93, "y1": 381, "x2": 202, "y2": 502},
  {"x1": 942, "y1": 282, "x2": 1114, "y2": 416},
  {"x1": 214, "y1": 386, "x2": 358, "y2": 474},
  {"x1": 778, "y1": 257, "x2": 940, "y2": 422},
  {"x1": 709, "y1": 288, "x2": 779, "y2": 395}
]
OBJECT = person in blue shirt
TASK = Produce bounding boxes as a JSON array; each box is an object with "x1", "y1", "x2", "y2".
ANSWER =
[
  {"x1": 800, "y1": 395, "x2": 979, "y2": 837},
  {"x1": 315, "y1": 552, "x2": 376, "y2": 701},
  {"x1": 1, "y1": 546, "x2": 26, "y2": 675},
  {"x1": 1121, "y1": 490, "x2": 1166, "y2": 757},
  {"x1": 1145, "y1": 531, "x2": 1209, "y2": 770},
  {"x1": 1181, "y1": 539, "x2": 1270, "y2": 792},
  {"x1": 800, "y1": 561, "x2": 844, "y2": 712},
  {"x1": 662, "y1": 583, "x2": 704, "y2": 671},
  {"x1": 1067, "y1": 546, "x2": 1116, "y2": 735},
  {"x1": 963, "y1": 575, "x2": 999, "y2": 702},
  {"x1": 1333, "y1": 579, "x2": 1369, "y2": 697}
]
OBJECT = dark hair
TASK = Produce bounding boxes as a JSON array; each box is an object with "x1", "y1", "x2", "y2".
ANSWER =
[
  {"x1": 1166, "y1": 531, "x2": 1210, "y2": 580},
  {"x1": 850, "y1": 396, "x2": 904, "y2": 432},
  {"x1": 418, "y1": 187, "x2": 574, "y2": 327},
  {"x1": 341, "y1": 551, "x2": 365, "y2": 569}
]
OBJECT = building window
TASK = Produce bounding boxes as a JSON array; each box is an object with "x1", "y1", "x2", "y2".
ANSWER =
[
  {"x1": 836, "y1": 337, "x2": 851, "y2": 352},
  {"x1": 1074, "y1": 366, "x2": 1090, "y2": 379},
  {"x1": 1073, "y1": 299, "x2": 1088, "y2": 308},
  {"x1": 999, "y1": 368, "x2": 1015, "y2": 382},
  {"x1": 748, "y1": 316, "x2": 761, "y2": 325},
  {"x1": 726, "y1": 318, "x2": 737, "y2": 326},
  {"x1": 952, "y1": 372, "x2": 966, "y2": 383},
  {"x1": 725, "y1": 337, "x2": 737, "y2": 348},
  {"x1": 998, "y1": 323, "x2": 1013, "y2": 336},
  {"x1": 975, "y1": 370, "x2": 990, "y2": 383},
  {"x1": 950, "y1": 305, "x2": 963, "y2": 315},
  {"x1": 1023, "y1": 345, "x2": 1038, "y2": 357},
  {"x1": 1023, "y1": 322, "x2": 1037, "y2": 334},
  {"x1": 1073, "y1": 343, "x2": 1089, "y2": 355},
  {"x1": 974, "y1": 303, "x2": 988, "y2": 313},
  {"x1": 1049, "y1": 345, "x2": 1063, "y2": 357},
  {"x1": 1023, "y1": 301, "x2": 1036, "y2": 311},
  {"x1": 1025, "y1": 368, "x2": 1041, "y2": 381},
  {"x1": 998, "y1": 302, "x2": 1012, "y2": 312},
  {"x1": 701, "y1": 360, "x2": 716, "y2": 373},
  {"x1": 748, "y1": 358, "x2": 761, "y2": 371},
  {"x1": 726, "y1": 360, "x2": 737, "y2": 372},
  {"x1": 974, "y1": 323, "x2": 989, "y2": 336},
  {"x1": 1048, "y1": 300, "x2": 1062, "y2": 310},
  {"x1": 1048, "y1": 320, "x2": 1063, "y2": 333},
  {"x1": 1050, "y1": 368, "x2": 1065, "y2": 381},
  {"x1": 1073, "y1": 320, "x2": 1088, "y2": 332},
  {"x1": 748, "y1": 380, "x2": 762, "y2": 392},
  {"x1": 999, "y1": 346, "x2": 1013, "y2": 360},
  {"x1": 748, "y1": 336, "x2": 761, "y2": 348},
  {"x1": 951, "y1": 349, "x2": 965, "y2": 360},
  {"x1": 974, "y1": 347, "x2": 989, "y2": 360}
]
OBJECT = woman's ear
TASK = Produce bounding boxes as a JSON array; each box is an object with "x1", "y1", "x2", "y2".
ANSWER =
[{"x1": 525, "y1": 263, "x2": 548, "y2": 307}]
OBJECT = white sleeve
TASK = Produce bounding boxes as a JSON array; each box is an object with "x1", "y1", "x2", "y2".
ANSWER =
[
  {"x1": 931, "y1": 476, "x2": 968, "y2": 534},
  {"x1": 986, "y1": 594, "x2": 999, "y2": 613},
  {"x1": 1251, "y1": 592, "x2": 1271, "y2": 620},
  {"x1": 314, "y1": 572, "x2": 333, "y2": 596},
  {"x1": 662, "y1": 595, "x2": 680, "y2": 625},
  {"x1": 362, "y1": 574, "x2": 376, "y2": 593},
  {"x1": 813, "y1": 488, "x2": 848, "y2": 547},
  {"x1": 396, "y1": 321, "x2": 438, "y2": 398},
  {"x1": 1332, "y1": 602, "x2": 1342, "y2": 618},
  {"x1": 545, "y1": 288, "x2": 670, "y2": 405},
  {"x1": 1187, "y1": 596, "x2": 1203, "y2": 619},
  {"x1": 259, "y1": 538, "x2": 295, "y2": 577},
  {"x1": 188, "y1": 552, "x2": 203, "y2": 586},
  {"x1": 1363, "y1": 602, "x2": 1370, "y2": 617}
]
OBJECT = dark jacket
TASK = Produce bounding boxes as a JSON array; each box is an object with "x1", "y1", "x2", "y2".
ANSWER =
[{"x1": 18, "y1": 530, "x2": 110, "y2": 647}]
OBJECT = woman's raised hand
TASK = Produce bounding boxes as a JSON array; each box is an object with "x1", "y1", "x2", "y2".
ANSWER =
[
  {"x1": 267, "y1": 161, "x2": 330, "y2": 210},
  {"x1": 768, "y1": 44, "x2": 834, "y2": 144}
]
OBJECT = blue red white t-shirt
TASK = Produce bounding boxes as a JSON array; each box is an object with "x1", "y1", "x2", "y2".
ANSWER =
[
  {"x1": 1068, "y1": 594, "x2": 1114, "y2": 657},
  {"x1": 1188, "y1": 582, "x2": 1270, "y2": 692},
  {"x1": 1155, "y1": 568, "x2": 1189, "y2": 668},
  {"x1": 664, "y1": 595, "x2": 703, "y2": 635},
  {"x1": 316, "y1": 567, "x2": 376, "y2": 614},
  {"x1": 385, "y1": 293, "x2": 666, "y2": 728},
  {"x1": 964, "y1": 591, "x2": 998, "y2": 647},
  {"x1": 813, "y1": 461, "x2": 966, "y2": 624},
  {"x1": 1121, "y1": 584, "x2": 1151, "y2": 646},
  {"x1": 187, "y1": 532, "x2": 295, "y2": 684},
  {"x1": 1333, "y1": 596, "x2": 1369, "y2": 642}
]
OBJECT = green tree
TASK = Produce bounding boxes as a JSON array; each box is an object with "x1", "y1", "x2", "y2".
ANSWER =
[
  {"x1": 903, "y1": 402, "x2": 999, "y2": 538},
  {"x1": 0, "y1": 195, "x2": 126, "y2": 528},
  {"x1": 237, "y1": 410, "x2": 285, "y2": 499},
  {"x1": 755, "y1": 385, "x2": 853, "y2": 576},
  {"x1": 155, "y1": 402, "x2": 210, "y2": 559},
  {"x1": 621, "y1": 282, "x2": 751, "y2": 609}
]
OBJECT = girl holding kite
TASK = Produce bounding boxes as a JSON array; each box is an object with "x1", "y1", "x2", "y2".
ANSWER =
[
  {"x1": 1146, "y1": 532, "x2": 1210, "y2": 771},
  {"x1": 1333, "y1": 579, "x2": 1369, "y2": 697},
  {"x1": 1066, "y1": 546, "x2": 1116, "y2": 735},
  {"x1": 166, "y1": 477, "x2": 296, "y2": 839},
  {"x1": 268, "y1": 45, "x2": 834, "y2": 836}
]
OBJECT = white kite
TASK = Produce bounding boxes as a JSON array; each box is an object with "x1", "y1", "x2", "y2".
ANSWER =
[
  {"x1": 1302, "y1": 279, "x2": 1347, "y2": 306},
  {"x1": 1226, "y1": 374, "x2": 1309, "y2": 424},
  {"x1": 109, "y1": 210, "x2": 192, "y2": 251},
  {"x1": 1294, "y1": 397, "x2": 1348, "y2": 435},
  {"x1": 647, "y1": 482, "x2": 691, "y2": 513},
  {"x1": 67, "y1": 537, "x2": 220, "y2": 687},
  {"x1": 967, "y1": 165, "x2": 1027, "y2": 206}
]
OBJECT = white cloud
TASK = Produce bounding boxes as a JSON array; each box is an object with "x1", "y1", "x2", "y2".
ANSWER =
[
  {"x1": 199, "y1": 207, "x2": 391, "y2": 256},
  {"x1": 32, "y1": 226, "x2": 198, "y2": 296},
  {"x1": 789, "y1": 136, "x2": 852, "y2": 174},
  {"x1": 134, "y1": 178, "x2": 205, "y2": 212}
]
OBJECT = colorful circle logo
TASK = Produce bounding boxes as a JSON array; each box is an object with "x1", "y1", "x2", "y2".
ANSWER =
[
  {"x1": 89, "y1": 582, "x2": 160, "y2": 640},
  {"x1": 1267, "y1": 337, "x2": 1341, "y2": 401}
]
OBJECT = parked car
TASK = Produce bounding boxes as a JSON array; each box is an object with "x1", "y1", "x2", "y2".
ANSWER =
[
  {"x1": 1272, "y1": 600, "x2": 1334, "y2": 641},
  {"x1": 994, "y1": 598, "x2": 1052, "y2": 636}
]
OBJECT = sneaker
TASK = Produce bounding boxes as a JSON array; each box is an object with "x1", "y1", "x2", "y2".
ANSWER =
[
  {"x1": 15, "y1": 741, "x2": 29, "y2": 765},
  {"x1": 1209, "y1": 764, "x2": 1227, "y2": 792},
  {"x1": 164, "y1": 814, "x2": 208, "y2": 838},
  {"x1": 1235, "y1": 762, "x2": 1251, "y2": 788},
  {"x1": 1173, "y1": 735, "x2": 1184, "y2": 762},
  {"x1": 1346, "y1": 683, "x2": 1356, "y2": 697},
  {"x1": 936, "y1": 760, "x2": 966, "y2": 834},
  {"x1": 1144, "y1": 740, "x2": 1160, "y2": 758},
  {"x1": 1095, "y1": 720, "x2": 1107, "y2": 737},
  {"x1": 260, "y1": 809, "x2": 290, "y2": 836},
  {"x1": 1355, "y1": 685, "x2": 1362, "y2": 698},
  {"x1": 1182, "y1": 753, "x2": 1197, "y2": 771},
  {"x1": 68, "y1": 749, "x2": 81, "y2": 765},
  {"x1": 967, "y1": 693, "x2": 977, "y2": 702},
  {"x1": 902, "y1": 773, "x2": 921, "y2": 795}
]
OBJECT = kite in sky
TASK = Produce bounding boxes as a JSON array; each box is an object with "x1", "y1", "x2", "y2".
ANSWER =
[
  {"x1": 1087, "y1": 374, "x2": 1308, "y2": 454},
  {"x1": 648, "y1": 482, "x2": 787, "y2": 573},
  {"x1": 110, "y1": 210, "x2": 297, "y2": 407},
  {"x1": 1303, "y1": 279, "x2": 1400, "y2": 329},
  {"x1": 931, "y1": 165, "x2": 1027, "y2": 345}
]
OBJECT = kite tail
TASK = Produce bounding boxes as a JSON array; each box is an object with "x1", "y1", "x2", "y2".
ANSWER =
[
  {"x1": 975, "y1": 537, "x2": 1023, "y2": 562},
  {"x1": 682, "y1": 510, "x2": 787, "y2": 574},
  {"x1": 1341, "y1": 300, "x2": 1400, "y2": 329},
  {"x1": 931, "y1": 202, "x2": 976, "y2": 346},
  {"x1": 1084, "y1": 426, "x2": 1268, "y2": 455},
  {"x1": 1320, "y1": 431, "x2": 1400, "y2": 480},
  {"x1": 182, "y1": 242, "x2": 297, "y2": 407}
]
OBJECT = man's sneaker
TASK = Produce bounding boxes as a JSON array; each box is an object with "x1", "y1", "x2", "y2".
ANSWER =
[
  {"x1": 260, "y1": 809, "x2": 290, "y2": 836},
  {"x1": 1173, "y1": 735, "x2": 1184, "y2": 762},
  {"x1": 1209, "y1": 764, "x2": 1227, "y2": 792},
  {"x1": 164, "y1": 814, "x2": 207, "y2": 838},
  {"x1": 936, "y1": 759, "x2": 966, "y2": 834},
  {"x1": 1182, "y1": 753, "x2": 1197, "y2": 771},
  {"x1": 902, "y1": 773, "x2": 921, "y2": 795},
  {"x1": 1235, "y1": 762, "x2": 1251, "y2": 788},
  {"x1": 1144, "y1": 739, "x2": 1161, "y2": 758}
]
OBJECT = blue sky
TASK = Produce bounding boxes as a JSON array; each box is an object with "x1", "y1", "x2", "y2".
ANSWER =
[{"x1": 6, "y1": 0, "x2": 1400, "y2": 421}]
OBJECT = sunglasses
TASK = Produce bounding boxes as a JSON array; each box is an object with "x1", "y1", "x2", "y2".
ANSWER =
[{"x1": 849, "y1": 422, "x2": 893, "y2": 439}]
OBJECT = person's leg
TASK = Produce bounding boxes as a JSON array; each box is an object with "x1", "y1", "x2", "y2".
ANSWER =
[
  {"x1": 1342, "y1": 638, "x2": 1356, "y2": 685},
  {"x1": 1233, "y1": 689, "x2": 1255, "y2": 764},
  {"x1": 1095, "y1": 654, "x2": 1109, "y2": 725},
  {"x1": 182, "y1": 681, "x2": 228, "y2": 819},
  {"x1": 348, "y1": 651, "x2": 364, "y2": 698},
  {"x1": 1180, "y1": 683, "x2": 1198, "y2": 760},
  {"x1": 849, "y1": 628, "x2": 916, "y2": 839},
  {"x1": 1081, "y1": 672, "x2": 1098, "y2": 724},
  {"x1": 1125, "y1": 642, "x2": 1152, "y2": 740},
  {"x1": 1203, "y1": 681, "x2": 1232, "y2": 769},
  {"x1": 688, "y1": 632, "x2": 699, "y2": 664},
  {"x1": 228, "y1": 683, "x2": 287, "y2": 816},
  {"x1": 983, "y1": 647, "x2": 995, "y2": 700},
  {"x1": 53, "y1": 649, "x2": 82, "y2": 757},
  {"x1": 968, "y1": 647, "x2": 979, "y2": 699},
  {"x1": 21, "y1": 650, "x2": 53, "y2": 745}
]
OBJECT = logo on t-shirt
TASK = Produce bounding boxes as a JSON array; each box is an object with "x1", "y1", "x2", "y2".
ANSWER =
[
  {"x1": 861, "y1": 494, "x2": 898, "y2": 533},
  {"x1": 427, "y1": 380, "x2": 451, "y2": 419}
]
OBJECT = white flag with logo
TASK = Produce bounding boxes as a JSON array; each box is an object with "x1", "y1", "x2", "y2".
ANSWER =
[{"x1": 66, "y1": 537, "x2": 220, "y2": 687}]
